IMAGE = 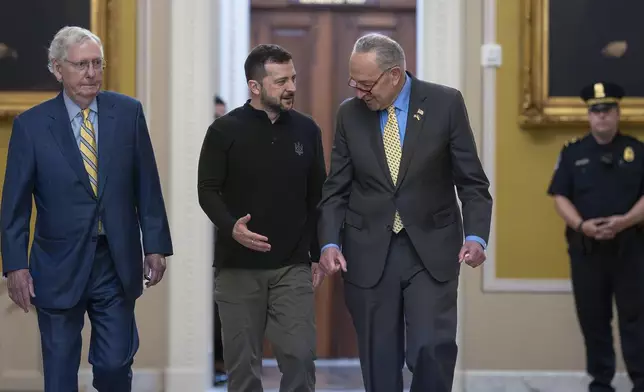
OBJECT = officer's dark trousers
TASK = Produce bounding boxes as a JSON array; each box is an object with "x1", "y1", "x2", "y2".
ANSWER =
[{"x1": 570, "y1": 233, "x2": 644, "y2": 392}]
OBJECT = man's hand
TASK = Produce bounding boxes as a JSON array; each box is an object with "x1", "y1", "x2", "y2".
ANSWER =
[
  {"x1": 580, "y1": 217, "x2": 608, "y2": 238},
  {"x1": 311, "y1": 262, "x2": 325, "y2": 288},
  {"x1": 458, "y1": 240, "x2": 486, "y2": 268},
  {"x1": 593, "y1": 215, "x2": 628, "y2": 240},
  {"x1": 232, "y1": 214, "x2": 271, "y2": 252},
  {"x1": 144, "y1": 254, "x2": 167, "y2": 287},
  {"x1": 319, "y1": 247, "x2": 347, "y2": 275},
  {"x1": 6, "y1": 269, "x2": 35, "y2": 313}
]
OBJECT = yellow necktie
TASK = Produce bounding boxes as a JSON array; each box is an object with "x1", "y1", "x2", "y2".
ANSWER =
[
  {"x1": 383, "y1": 106, "x2": 404, "y2": 233},
  {"x1": 80, "y1": 108, "x2": 98, "y2": 195},
  {"x1": 80, "y1": 109, "x2": 102, "y2": 233}
]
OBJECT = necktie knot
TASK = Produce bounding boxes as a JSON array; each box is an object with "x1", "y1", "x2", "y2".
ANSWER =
[
  {"x1": 387, "y1": 105, "x2": 396, "y2": 116},
  {"x1": 82, "y1": 108, "x2": 91, "y2": 121}
]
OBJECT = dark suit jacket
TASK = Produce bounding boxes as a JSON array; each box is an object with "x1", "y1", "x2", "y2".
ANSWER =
[
  {"x1": 318, "y1": 75, "x2": 492, "y2": 288},
  {"x1": 0, "y1": 91, "x2": 173, "y2": 309}
]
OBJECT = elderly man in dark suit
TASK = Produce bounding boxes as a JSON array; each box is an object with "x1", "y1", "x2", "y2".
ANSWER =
[
  {"x1": 318, "y1": 33, "x2": 493, "y2": 392},
  {"x1": 1, "y1": 26, "x2": 172, "y2": 392}
]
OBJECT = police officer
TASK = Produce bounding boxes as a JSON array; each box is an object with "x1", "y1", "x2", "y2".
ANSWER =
[{"x1": 548, "y1": 81, "x2": 644, "y2": 392}]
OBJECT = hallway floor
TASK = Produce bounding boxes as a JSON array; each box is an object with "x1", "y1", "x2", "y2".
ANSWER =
[{"x1": 209, "y1": 359, "x2": 412, "y2": 392}]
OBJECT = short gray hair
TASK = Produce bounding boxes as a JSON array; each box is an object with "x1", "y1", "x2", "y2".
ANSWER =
[
  {"x1": 47, "y1": 26, "x2": 103, "y2": 73},
  {"x1": 352, "y1": 33, "x2": 405, "y2": 70}
]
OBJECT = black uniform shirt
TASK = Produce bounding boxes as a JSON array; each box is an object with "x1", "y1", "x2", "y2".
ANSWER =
[
  {"x1": 548, "y1": 132, "x2": 644, "y2": 220},
  {"x1": 198, "y1": 101, "x2": 326, "y2": 269}
]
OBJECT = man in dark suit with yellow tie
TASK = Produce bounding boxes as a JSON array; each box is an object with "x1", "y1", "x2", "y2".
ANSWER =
[
  {"x1": 318, "y1": 33, "x2": 492, "y2": 392},
  {"x1": 1, "y1": 26, "x2": 172, "y2": 392}
]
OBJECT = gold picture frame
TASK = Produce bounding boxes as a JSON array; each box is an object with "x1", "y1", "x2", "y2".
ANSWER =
[
  {"x1": 519, "y1": 0, "x2": 644, "y2": 128},
  {"x1": 0, "y1": 0, "x2": 116, "y2": 117}
]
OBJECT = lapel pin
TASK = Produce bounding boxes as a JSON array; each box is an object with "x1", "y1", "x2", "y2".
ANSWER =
[
  {"x1": 413, "y1": 114, "x2": 421, "y2": 120},
  {"x1": 417, "y1": 109, "x2": 424, "y2": 116}
]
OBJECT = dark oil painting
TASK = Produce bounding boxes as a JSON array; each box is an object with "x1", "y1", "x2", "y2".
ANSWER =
[
  {"x1": 548, "y1": 0, "x2": 644, "y2": 98},
  {"x1": 0, "y1": 0, "x2": 91, "y2": 92}
]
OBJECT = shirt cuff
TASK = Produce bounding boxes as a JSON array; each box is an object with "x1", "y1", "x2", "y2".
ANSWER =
[
  {"x1": 321, "y1": 243, "x2": 340, "y2": 253},
  {"x1": 465, "y1": 235, "x2": 487, "y2": 249}
]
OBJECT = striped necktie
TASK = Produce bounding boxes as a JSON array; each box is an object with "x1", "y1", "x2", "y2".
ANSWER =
[
  {"x1": 383, "y1": 106, "x2": 404, "y2": 233},
  {"x1": 80, "y1": 108, "x2": 98, "y2": 195}
]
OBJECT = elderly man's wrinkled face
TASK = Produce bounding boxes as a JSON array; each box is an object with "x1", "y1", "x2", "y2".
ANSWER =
[
  {"x1": 53, "y1": 39, "x2": 103, "y2": 107},
  {"x1": 348, "y1": 51, "x2": 403, "y2": 111}
]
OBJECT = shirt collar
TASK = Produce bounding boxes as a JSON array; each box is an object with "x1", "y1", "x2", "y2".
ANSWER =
[
  {"x1": 63, "y1": 91, "x2": 98, "y2": 122},
  {"x1": 243, "y1": 100, "x2": 291, "y2": 123},
  {"x1": 391, "y1": 73, "x2": 412, "y2": 112}
]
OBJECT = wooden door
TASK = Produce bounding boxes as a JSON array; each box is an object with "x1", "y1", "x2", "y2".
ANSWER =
[{"x1": 251, "y1": 0, "x2": 416, "y2": 359}]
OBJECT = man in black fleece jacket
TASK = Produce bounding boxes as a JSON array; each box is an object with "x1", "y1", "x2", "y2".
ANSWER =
[{"x1": 197, "y1": 44, "x2": 326, "y2": 392}]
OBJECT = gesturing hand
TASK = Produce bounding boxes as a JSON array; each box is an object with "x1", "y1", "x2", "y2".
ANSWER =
[
  {"x1": 319, "y1": 247, "x2": 347, "y2": 275},
  {"x1": 232, "y1": 214, "x2": 271, "y2": 252},
  {"x1": 6, "y1": 269, "x2": 35, "y2": 313},
  {"x1": 311, "y1": 262, "x2": 325, "y2": 288},
  {"x1": 458, "y1": 240, "x2": 486, "y2": 268}
]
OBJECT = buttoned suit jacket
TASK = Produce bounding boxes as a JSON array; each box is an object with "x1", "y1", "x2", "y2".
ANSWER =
[
  {"x1": 0, "y1": 91, "x2": 173, "y2": 309},
  {"x1": 318, "y1": 74, "x2": 492, "y2": 288}
]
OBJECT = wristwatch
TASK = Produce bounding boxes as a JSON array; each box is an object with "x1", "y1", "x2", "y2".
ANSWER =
[{"x1": 577, "y1": 220, "x2": 585, "y2": 232}]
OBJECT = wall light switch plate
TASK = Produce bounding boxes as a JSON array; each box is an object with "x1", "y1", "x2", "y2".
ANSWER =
[{"x1": 481, "y1": 43, "x2": 502, "y2": 68}]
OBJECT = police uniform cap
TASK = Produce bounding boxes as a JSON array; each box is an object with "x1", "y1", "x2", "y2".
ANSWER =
[{"x1": 580, "y1": 81, "x2": 625, "y2": 112}]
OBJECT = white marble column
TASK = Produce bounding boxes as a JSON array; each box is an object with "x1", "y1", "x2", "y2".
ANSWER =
[
  {"x1": 217, "y1": 0, "x2": 250, "y2": 109},
  {"x1": 164, "y1": 0, "x2": 217, "y2": 390},
  {"x1": 417, "y1": 0, "x2": 467, "y2": 391},
  {"x1": 417, "y1": 0, "x2": 465, "y2": 88}
]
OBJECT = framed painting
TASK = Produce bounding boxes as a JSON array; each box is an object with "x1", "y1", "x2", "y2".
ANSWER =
[
  {"x1": 519, "y1": 0, "x2": 644, "y2": 127},
  {"x1": 0, "y1": 0, "x2": 116, "y2": 117}
]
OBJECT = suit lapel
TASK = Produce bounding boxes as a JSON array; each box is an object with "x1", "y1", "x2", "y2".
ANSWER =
[
  {"x1": 365, "y1": 107, "x2": 395, "y2": 187},
  {"x1": 397, "y1": 77, "x2": 428, "y2": 189},
  {"x1": 97, "y1": 92, "x2": 117, "y2": 199},
  {"x1": 48, "y1": 93, "x2": 94, "y2": 196}
]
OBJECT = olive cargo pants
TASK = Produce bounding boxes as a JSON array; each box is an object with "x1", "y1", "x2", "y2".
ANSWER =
[{"x1": 214, "y1": 263, "x2": 316, "y2": 392}]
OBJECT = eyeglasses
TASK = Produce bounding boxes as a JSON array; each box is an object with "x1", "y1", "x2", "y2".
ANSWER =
[
  {"x1": 347, "y1": 66, "x2": 396, "y2": 94},
  {"x1": 64, "y1": 58, "x2": 105, "y2": 73}
]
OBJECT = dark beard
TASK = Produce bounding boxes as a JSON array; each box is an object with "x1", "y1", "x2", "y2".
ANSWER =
[
  {"x1": 262, "y1": 97, "x2": 284, "y2": 113},
  {"x1": 260, "y1": 87, "x2": 293, "y2": 112}
]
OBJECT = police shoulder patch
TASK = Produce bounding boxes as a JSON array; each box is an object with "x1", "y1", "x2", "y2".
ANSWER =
[{"x1": 563, "y1": 137, "x2": 579, "y2": 148}]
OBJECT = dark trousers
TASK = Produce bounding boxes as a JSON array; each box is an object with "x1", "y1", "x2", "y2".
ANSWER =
[
  {"x1": 345, "y1": 230, "x2": 458, "y2": 392},
  {"x1": 215, "y1": 264, "x2": 316, "y2": 392},
  {"x1": 570, "y1": 236, "x2": 644, "y2": 392},
  {"x1": 214, "y1": 302, "x2": 224, "y2": 363},
  {"x1": 36, "y1": 237, "x2": 139, "y2": 392},
  {"x1": 213, "y1": 229, "x2": 224, "y2": 365}
]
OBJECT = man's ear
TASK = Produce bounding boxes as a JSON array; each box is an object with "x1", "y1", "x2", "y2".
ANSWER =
[
  {"x1": 390, "y1": 67, "x2": 404, "y2": 84},
  {"x1": 51, "y1": 60, "x2": 64, "y2": 82},
  {"x1": 248, "y1": 80, "x2": 261, "y2": 95}
]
